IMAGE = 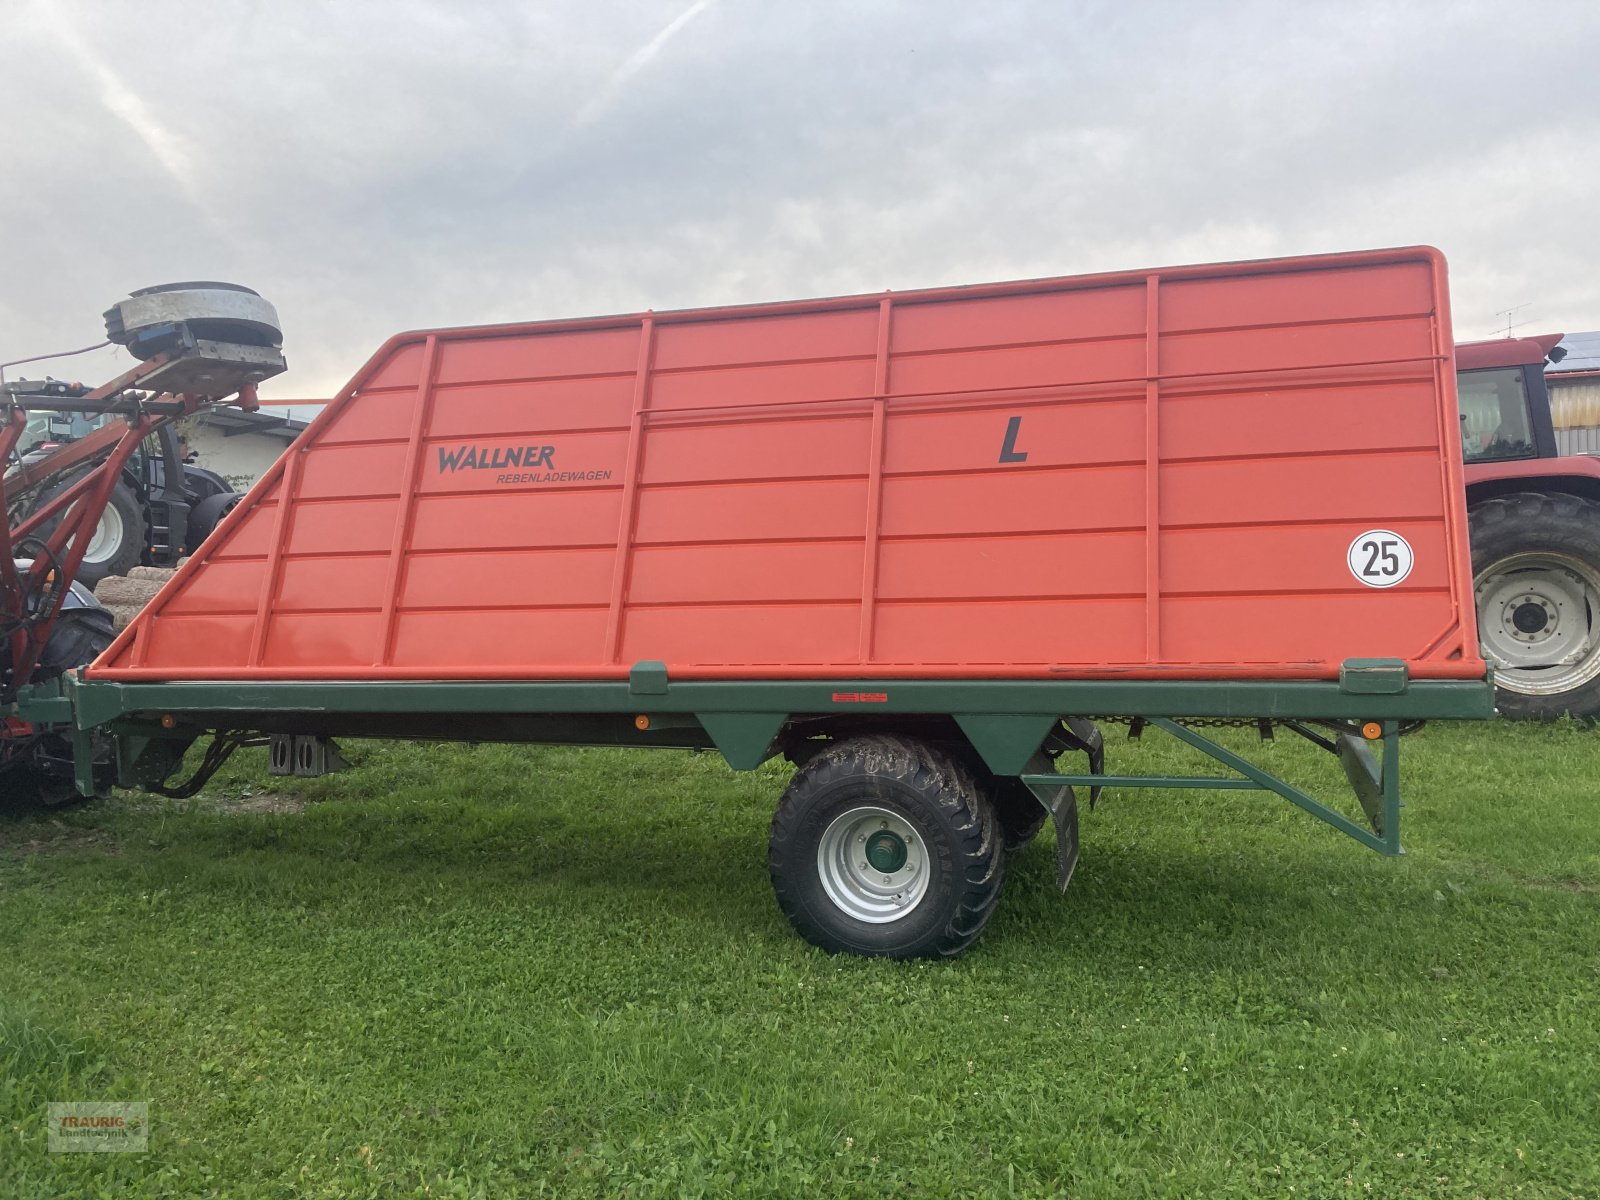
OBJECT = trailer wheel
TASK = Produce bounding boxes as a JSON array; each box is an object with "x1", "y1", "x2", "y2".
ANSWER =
[
  {"x1": 768, "y1": 734, "x2": 1005, "y2": 958},
  {"x1": 38, "y1": 478, "x2": 145, "y2": 586},
  {"x1": 992, "y1": 779, "x2": 1050, "y2": 850},
  {"x1": 1471, "y1": 493, "x2": 1600, "y2": 720}
]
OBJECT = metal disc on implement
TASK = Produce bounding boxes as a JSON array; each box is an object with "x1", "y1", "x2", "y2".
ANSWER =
[{"x1": 105, "y1": 282, "x2": 283, "y2": 360}]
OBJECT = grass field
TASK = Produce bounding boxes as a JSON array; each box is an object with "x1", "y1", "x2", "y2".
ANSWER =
[{"x1": 2, "y1": 719, "x2": 1598, "y2": 1198}]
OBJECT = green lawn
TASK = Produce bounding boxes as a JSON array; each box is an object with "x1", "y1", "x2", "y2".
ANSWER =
[{"x1": 2, "y1": 720, "x2": 1597, "y2": 1198}]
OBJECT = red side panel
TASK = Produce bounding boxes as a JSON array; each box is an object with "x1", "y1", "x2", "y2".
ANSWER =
[{"x1": 93, "y1": 247, "x2": 1483, "y2": 682}]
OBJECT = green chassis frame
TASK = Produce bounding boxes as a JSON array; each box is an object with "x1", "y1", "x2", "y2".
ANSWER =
[{"x1": 16, "y1": 659, "x2": 1493, "y2": 889}]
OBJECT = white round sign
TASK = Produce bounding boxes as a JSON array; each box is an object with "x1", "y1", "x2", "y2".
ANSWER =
[{"x1": 1347, "y1": 530, "x2": 1414, "y2": 588}]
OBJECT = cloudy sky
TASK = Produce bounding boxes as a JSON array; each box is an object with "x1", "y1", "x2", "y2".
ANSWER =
[{"x1": 3, "y1": 0, "x2": 1597, "y2": 402}]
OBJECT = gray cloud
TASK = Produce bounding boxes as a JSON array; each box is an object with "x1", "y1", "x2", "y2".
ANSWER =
[{"x1": 3, "y1": 0, "x2": 1596, "y2": 398}]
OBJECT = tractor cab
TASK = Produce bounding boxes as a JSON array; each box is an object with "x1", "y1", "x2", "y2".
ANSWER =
[{"x1": 1455, "y1": 333, "x2": 1566, "y2": 464}]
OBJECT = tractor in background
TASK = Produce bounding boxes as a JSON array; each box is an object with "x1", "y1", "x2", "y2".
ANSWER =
[{"x1": 1456, "y1": 333, "x2": 1600, "y2": 719}]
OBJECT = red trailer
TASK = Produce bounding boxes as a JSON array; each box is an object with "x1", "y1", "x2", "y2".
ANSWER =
[{"x1": 18, "y1": 247, "x2": 1492, "y2": 957}]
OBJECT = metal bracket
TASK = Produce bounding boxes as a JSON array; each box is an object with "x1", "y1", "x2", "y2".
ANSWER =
[
  {"x1": 268, "y1": 734, "x2": 350, "y2": 777},
  {"x1": 1019, "y1": 753, "x2": 1081, "y2": 891}
]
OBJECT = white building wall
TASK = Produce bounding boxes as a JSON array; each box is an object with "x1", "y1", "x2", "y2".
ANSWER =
[{"x1": 186, "y1": 427, "x2": 295, "y2": 492}]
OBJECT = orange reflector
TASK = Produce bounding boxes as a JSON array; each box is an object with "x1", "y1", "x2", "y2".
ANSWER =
[
  {"x1": 634, "y1": 714, "x2": 650, "y2": 730},
  {"x1": 160, "y1": 713, "x2": 176, "y2": 729},
  {"x1": 1361, "y1": 721, "x2": 1382, "y2": 741}
]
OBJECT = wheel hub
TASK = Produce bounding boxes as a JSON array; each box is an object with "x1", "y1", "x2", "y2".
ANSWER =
[
  {"x1": 1511, "y1": 600, "x2": 1550, "y2": 635},
  {"x1": 816, "y1": 806, "x2": 930, "y2": 924},
  {"x1": 1475, "y1": 552, "x2": 1600, "y2": 696},
  {"x1": 864, "y1": 831, "x2": 908, "y2": 873}
]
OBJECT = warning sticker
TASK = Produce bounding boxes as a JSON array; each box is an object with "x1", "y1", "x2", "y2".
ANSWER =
[{"x1": 1347, "y1": 530, "x2": 1414, "y2": 588}]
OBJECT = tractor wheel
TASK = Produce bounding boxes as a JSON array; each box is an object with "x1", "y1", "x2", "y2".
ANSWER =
[
  {"x1": 38, "y1": 478, "x2": 145, "y2": 586},
  {"x1": 186, "y1": 491, "x2": 241, "y2": 549},
  {"x1": 1470, "y1": 492, "x2": 1600, "y2": 720},
  {"x1": 2, "y1": 598, "x2": 117, "y2": 809},
  {"x1": 768, "y1": 734, "x2": 1005, "y2": 958},
  {"x1": 33, "y1": 603, "x2": 116, "y2": 681}
]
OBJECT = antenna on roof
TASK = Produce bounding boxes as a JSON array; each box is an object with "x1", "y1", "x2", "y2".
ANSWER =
[{"x1": 1494, "y1": 302, "x2": 1533, "y2": 339}]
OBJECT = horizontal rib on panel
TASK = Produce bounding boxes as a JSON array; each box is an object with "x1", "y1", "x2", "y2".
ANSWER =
[
  {"x1": 434, "y1": 326, "x2": 641, "y2": 385},
  {"x1": 879, "y1": 466, "x2": 1145, "y2": 537},
  {"x1": 649, "y1": 358, "x2": 876, "y2": 411},
  {"x1": 875, "y1": 531, "x2": 1145, "y2": 601},
  {"x1": 364, "y1": 343, "x2": 424, "y2": 390},
  {"x1": 392, "y1": 609, "x2": 609, "y2": 667},
  {"x1": 208, "y1": 500, "x2": 278, "y2": 559},
  {"x1": 888, "y1": 339, "x2": 1145, "y2": 397},
  {"x1": 140, "y1": 615, "x2": 258, "y2": 668},
  {"x1": 318, "y1": 392, "x2": 416, "y2": 444},
  {"x1": 652, "y1": 308, "x2": 880, "y2": 370},
  {"x1": 639, "y1": 415, "x2": 871, "y2": 485},
  {"x1": 402, "y1": 548, "x2": 615, "y2": 609},
  {"x1": 276, "y1": 554, "x2": 390, "y2": 612},
  {"x1": 627, "y1": 541, "x2": 863, "y2": 605},
  {"x1": 410, "y1": 491, "x2": 622, "y2": 551},
  {"x1": 632, "y1": 478, "x2": 868, "y2": 544},
  {"x1": 1160, "y1": 454, "x2": 1447, "y2": 527},
  {"x1": 1160, "y1": 380, "x2": 1442, "y2": 461},
  {"x1": 1158, "y1": 316, "x2": 1435, "y2": 378},
  {"x1": 159, "y1": 560, "x2": 267, "y2": 616},
  {"x1": 1160, "y1": 593, "x2": 1455, "y2": 664},
  {"x1": 425, "y1": 377, "x2": 635, "y2": 438},
  {"x1": 871, "y1": 599, "x2": 1145, "y2": 665},
  {"x1": 262, "y1": 613, "x2": 382, "y2": 668},
  {"x1": 1158, "y1": 262, "x2": 1434, "y2": 333},
  {"x1": 282, "y1": 498, "x2": 399, "y2": 555},
  {"x1": 297, "y1": 443, "x2": 409, "y2": 500},
  {"x1": 889, "y1": 285, "x2": 1147, "y2": 353},
  {"x1": 621, "y1": 603, "x2": 860, "y2": 666}
]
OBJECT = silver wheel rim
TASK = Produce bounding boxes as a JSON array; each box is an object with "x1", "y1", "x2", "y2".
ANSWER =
[
  {"x1": 1475, "y1": 552, "x2": 1600, "y2": 696},
  {"x1": 79, "y1": 505, "x2": 124, "y2": 566},
  {"x1": 816, "y1": 805, "x2": 930, "y2": 924}
]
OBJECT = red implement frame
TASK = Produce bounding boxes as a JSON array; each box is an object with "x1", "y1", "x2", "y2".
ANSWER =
[{"x1": 1, "y1": 352, "x2": 256, "y2": 698}]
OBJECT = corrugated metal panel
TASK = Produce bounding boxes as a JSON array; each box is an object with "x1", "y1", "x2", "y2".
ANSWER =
[
  {"x1": 1550, "y1": 380, "x2": 1600, "y2": 429},
  {"x1": 1555, "y1": 424, "x2": 1600, "y2": 456}
]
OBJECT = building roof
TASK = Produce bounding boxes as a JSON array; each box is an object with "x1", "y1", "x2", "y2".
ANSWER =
[
  {"x1": 1552, "y1": 331, "x2": 1600, "y2": 376},
  {"x1": 193, "y1": 407, "x2": 310, "y2": 441}
]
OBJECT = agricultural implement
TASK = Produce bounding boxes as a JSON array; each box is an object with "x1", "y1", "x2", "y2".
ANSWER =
[
  {"x1": 9, "y1": 249, "x2": 1493, "y2": 957},
  {"x1": 2, "y1": 284, "x2": 285, "y2": 802}
]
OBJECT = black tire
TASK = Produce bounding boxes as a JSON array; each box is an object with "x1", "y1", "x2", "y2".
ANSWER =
[
  {"x1": 186, "y1": 491, "x2": 240, "y2": 549},
  {"x1": 992, "y1": 778, "x2": 1050, "y2": 850},
  {"x1": 3, "y1": 601, "x2": 116, "y2": 809},
  {"x1": 1470, "y1": 493, "x2": 1600, "y2": 721},
  {"x1": 33, "y1": 603, "x2": 116, "y2": 681},
  {"x1": 768, "y1": 734, "x2": 1005, "y2": 958},
  {"x1": 38, "y1": 478, "x2": 145, "y2": 586}
]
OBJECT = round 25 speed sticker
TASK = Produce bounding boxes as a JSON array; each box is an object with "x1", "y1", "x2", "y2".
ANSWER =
[{"x1": 1347, "y1": 530, "x2": 1414, "y2": 588}]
